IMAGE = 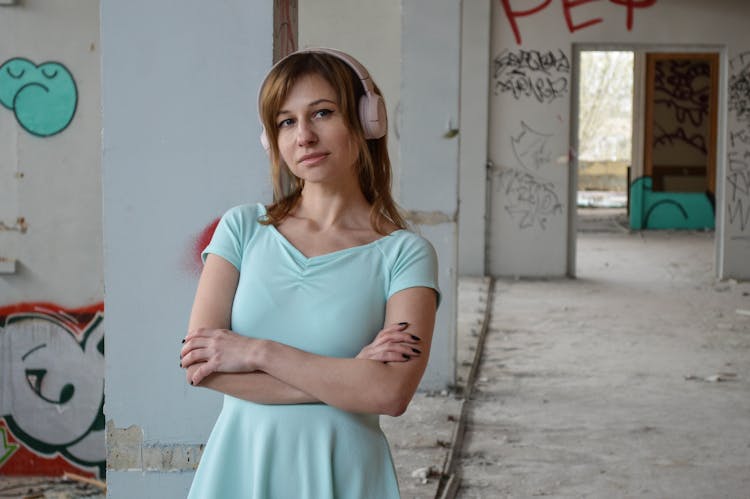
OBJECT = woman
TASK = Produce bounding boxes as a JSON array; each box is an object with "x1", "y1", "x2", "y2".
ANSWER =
[{"x1": 180, "y1": 48, "x2": 439, "y2": 498}]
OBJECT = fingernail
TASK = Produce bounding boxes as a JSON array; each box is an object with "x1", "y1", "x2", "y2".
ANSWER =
[
  {"x1": 402, "y1": 353, "x2": 411, "y2": 359},
  {"x1": 411, "y1": 335, "x2": 421, "y2": 341},
  {"x1": 179, "y1": 362, "x2": 182, "y2": 368},
  {"x1": 398, "y1": 322, "x2": 408, "y2": 327},
  {"x1": 181, "y1": 339, "x2": 185, "y2": 344},
  {"x1": 190, "y1": 381, "x2": 194, "y2": 385},
  {"x1": 411, "y1": 348, "x2": 421, "y2": 354}
]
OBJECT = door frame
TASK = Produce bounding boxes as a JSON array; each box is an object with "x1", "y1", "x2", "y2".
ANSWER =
[{"x1": 568, "y1": 43, "x2": 728, "y2": 278}]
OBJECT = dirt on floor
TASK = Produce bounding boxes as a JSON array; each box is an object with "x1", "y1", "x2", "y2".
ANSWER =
[{"x1": 457, "y1": 230, "x2": 750, "y2": 499}]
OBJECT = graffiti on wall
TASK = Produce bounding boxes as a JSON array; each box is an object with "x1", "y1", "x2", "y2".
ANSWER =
[
  {"x1": 494, "y1": 121, "x2": 562, "y2": 230},
  {"x1": 512, "y1": 120, "x2": 553, "y2": 169},
  {"x1": 729, "y1": 51, "x2": 750, "y2": 126},
  {"x1": 493, "y1": 49, "x2": 569, "y2": 102},
  {"x1": 0, "y1": 57, "x2": 77, "y2": 137},
  {"x1": 499, "y1": 0, "x2": 657, "y2": 46},
  {"x1": 629, "y1": 176, "x2": 714, "y2": 230},
  {"x1": 728, "y1": 51, "x2": 750, "y2": 237},
  {"x1": 727, "y1": 150, "x2": 750, "y2": 233},
  {"x1": 184, "y1": 217, "x2": 222, "y2": 276},
  {"x1": 0, "y1": 303, "x2": 105, "y2": 478},
  {"x1": 652, "y1": 59, "x2": 710, "y2": 155}
]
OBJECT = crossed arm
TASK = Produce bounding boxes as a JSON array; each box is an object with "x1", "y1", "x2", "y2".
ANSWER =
[{"x1": 180, "y1": 254, "x2": 438, "y2": 416}]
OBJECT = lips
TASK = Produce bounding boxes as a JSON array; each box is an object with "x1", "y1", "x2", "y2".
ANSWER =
[{"x1": 297, "y1": 152, "x2": 329, "y2": 166}]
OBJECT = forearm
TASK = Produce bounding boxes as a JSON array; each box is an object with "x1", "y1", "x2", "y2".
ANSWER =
[
  {"x1": 194, "y1": 369, "x2": 319, "y2": 405},
  {"x1": 256, "y1": 340, "x2": 420, "y2": 416}
]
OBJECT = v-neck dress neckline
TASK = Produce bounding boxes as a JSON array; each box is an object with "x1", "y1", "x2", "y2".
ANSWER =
[{"x1": 259, "y1": 203, "x2": 404, "y2": 264}]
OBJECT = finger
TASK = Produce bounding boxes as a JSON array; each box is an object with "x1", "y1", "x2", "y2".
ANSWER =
[
  {"x1": 381, "y1": 351, "x2": 413, "y2": 362},
  {"x1": 181, "y1": 337, "x2": 211, "y2": 358},
  {"x1": 180, "y1": 347, "x2": 210, "y2": 368},
  {"x1": 378, "y1": 342, "x2": 422, "y2": 358},
  {"x1": 373, "y1": 331, "x2": 421, "y2": 348},
  {"x1": 364, "y1": 342, "x2": 421, "y2": 362},
  {"x1": 190, "y1": 360, "x2": 216, "y2": 386}
]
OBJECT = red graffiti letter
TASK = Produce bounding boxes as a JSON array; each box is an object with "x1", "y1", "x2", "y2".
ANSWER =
[
  {"x1": 609, "y1": 0, "x2": 657, "y2": 30},
  {"x1": 562, "y1": 0, "x2": 603, "y2": 33},
  {"x1": 500, "y1": 0, "x2": 553, "y2": 45}
]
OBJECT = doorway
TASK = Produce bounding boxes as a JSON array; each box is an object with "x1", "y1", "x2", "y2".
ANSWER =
[
  {"x1": 570, "y1": 45, "x2": 723, "y2": 276},
  {"x1": 576, "y1": 50, "x2": 633, "y2": 234},
  {"x1": 634, "y1": 53, "x2": 719, "y2": 230}
]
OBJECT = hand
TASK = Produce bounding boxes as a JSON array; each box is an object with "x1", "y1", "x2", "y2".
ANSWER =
[
  {"x1": 356, "y1": 322, "x2": 422, "y2": 363},
  {"x1": 180, "y1": 328, "x2": 259, "y2": 385}
]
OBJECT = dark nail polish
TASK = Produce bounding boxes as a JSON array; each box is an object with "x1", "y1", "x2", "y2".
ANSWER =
[
  {"x1": 181, "y1": 339, "x2": 185, "y2": 344},
  {"x1": 190, "y1": 381, "x2": 194, "y2": 385},
  {"x1": 411, "y1": 335, "x2": 421, "y2": 341},
  {"x1": 411, "y1": 348, "x2": 421, "y2": 354},
  {"x1": 179, "y1": 362, "x2": 182, "y2": 368},
  {"x1": 398, "y1": 322, "x2": 408, "y2": 327},
  {"x1": 402, "y1": 353, "x2": 411, "y2": 360}
]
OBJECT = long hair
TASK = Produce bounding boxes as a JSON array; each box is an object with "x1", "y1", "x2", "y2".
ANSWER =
[{"x1": 258, "y1": 51, "x2": 405, "y2": 234}]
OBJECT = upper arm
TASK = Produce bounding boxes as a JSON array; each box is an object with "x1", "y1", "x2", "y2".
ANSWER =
[
  {"x1": 382, "y1": 286, "x2": 438, "y2": 404},
  {"x1": 188, "y1": 253, "x2": 240, "y2": 331}
]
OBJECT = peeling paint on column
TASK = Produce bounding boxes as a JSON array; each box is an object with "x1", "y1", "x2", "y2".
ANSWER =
[
  {"x1": 404, "y1": 210, "x2": 456, "y2": 225},
  {"x1": 106, "y1": 421, "x2": 204, "y2": 472}
]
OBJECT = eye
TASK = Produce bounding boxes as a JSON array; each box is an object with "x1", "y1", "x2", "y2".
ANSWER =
[
  {"x1": 313, "y1": 109, "x2": 333, "y2": 119},
  {"x1": 277, "y1": 118, "x2": 294, "y2": 129},
  {"x1": 42, "y1": 68, "x2": 59, "y2": 79},
  {"x1": 7, "y1": 67, "x2": 25, "y2": 79}
]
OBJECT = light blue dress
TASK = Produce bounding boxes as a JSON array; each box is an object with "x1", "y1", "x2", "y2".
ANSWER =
[{"x1": 187, "y1": 203, "x2": 440, "y2": 499}]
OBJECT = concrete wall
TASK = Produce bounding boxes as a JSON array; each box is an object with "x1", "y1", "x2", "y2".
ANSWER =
[
  {"x1": 487, "y1": 0, "x2": 750, "y2": 279},
  {"x1": 300, "y1": 0, "x2": 459, "y2": 389},
  {"x1": 0, "y1": 0, "x2": 103, "y2": 478},
  {"x1": 101, "y1": 1, "x2": 273, "y2": 496}
]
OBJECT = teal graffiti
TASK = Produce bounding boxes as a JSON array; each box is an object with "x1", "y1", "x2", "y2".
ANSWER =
[
  {"x1": 0, "y1": 57, "x2": 77, "y2": 137},
  {"x1": 629, "y1": 176, "x2": 715, "y2": 230}
]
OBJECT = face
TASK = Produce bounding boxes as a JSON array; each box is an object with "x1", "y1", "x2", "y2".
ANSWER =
[{"x1": 275, "y1": 73, "x2": 360, "y2": 188}]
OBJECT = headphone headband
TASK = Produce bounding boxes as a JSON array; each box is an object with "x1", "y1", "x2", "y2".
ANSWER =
[{"x1": 258, "y1": 47, "x2": 387, "y2": 151}]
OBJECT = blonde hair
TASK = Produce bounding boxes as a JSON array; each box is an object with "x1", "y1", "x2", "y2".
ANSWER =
[{"x1": 258, "y1": 51, "x2": 405, "y2": 234}]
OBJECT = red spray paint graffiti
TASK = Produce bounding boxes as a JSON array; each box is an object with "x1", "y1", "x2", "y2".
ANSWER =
[
  {"x1": 0, "y1": 302, "x2": 105, "y2": 478},
  {"x1": 184, "y1": 217, "x2": 221, "y2": 276},
  {"x1": 500, "y1": 0, "x2": 657, "y2": 45}
]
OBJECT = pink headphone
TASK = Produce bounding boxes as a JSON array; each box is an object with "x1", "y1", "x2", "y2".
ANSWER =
[{"x1": 258, "y1": 48, "x2": 387, "y2": 152}]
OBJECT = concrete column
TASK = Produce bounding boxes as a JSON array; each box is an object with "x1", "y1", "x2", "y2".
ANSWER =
[
  {"x1": 458, "y1": 0, "x2": 491, "y2": 276},
  {"x1": 101, "y1": 1, "x2": 273, "y2": 496},
  {"x1": 400, "y1": 0, "x2": 461, "y2": 389}
]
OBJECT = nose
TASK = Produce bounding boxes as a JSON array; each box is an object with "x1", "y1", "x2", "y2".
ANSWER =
[{"x1": 296, "y1": 120, "x2": 317, "y2": 146}]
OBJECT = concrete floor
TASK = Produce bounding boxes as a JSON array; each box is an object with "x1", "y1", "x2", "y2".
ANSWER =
[{"x1": 457, "y1": 230, "x2": 750, "y2": 498}]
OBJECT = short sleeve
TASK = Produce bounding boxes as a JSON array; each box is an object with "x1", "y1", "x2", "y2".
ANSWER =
[
  {"x1": 388, "y1": 234, "x2": 441, "y2": 307},
  {"x1": 201, "y1": 205, "x2": 256, "y2": 270}
]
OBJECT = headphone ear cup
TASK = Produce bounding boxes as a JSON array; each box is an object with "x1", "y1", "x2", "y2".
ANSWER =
[
  {"x1": 359, "y1": 94, "x2": 387, "y2": 139},
  {"x1": 260, "y1": 127, "x2": 270, "y2": 153}
]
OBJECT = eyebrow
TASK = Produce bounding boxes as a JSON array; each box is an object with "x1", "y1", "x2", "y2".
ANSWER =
[{"x1": 277, "y1": 98, "x2": 337, "y2": 116}]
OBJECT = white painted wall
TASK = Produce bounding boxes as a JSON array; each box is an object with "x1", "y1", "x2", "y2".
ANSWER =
[
  {"x1": 400, "y1": 0, "x2": 461, "y2": 389},
  {"x1": 487, "y1": 0, "x2": 750, "y2": 279},
  {"x1": 0, "y1": 0, "x2": 104, "y2": 478},
  {"x1": 101, "y1": 1, "x2": 273, "y2": 496}
]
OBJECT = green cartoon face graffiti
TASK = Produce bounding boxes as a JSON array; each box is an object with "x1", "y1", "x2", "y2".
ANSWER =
[{"x1": 0, "y1": 57, "x2": 78, "y2": 137}]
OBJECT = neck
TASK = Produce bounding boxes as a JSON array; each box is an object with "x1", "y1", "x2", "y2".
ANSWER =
[{"x1": 295, "y1": 179, "x2": 371, "y2": 230}]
